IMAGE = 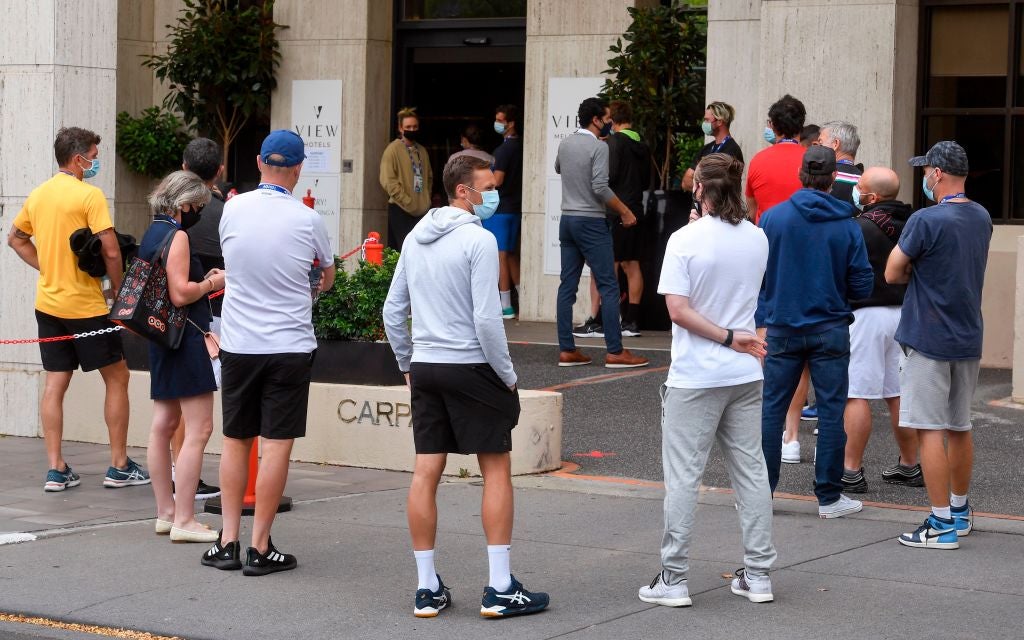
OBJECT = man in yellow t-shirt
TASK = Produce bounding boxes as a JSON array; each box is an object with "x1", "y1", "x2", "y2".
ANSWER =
[{"x1": 7, "y1": 126, "x2": 148, "y2": 493}]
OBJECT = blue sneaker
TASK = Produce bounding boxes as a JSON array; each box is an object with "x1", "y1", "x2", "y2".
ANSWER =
[
  {"x1": 44, "y1": 465, "x2": 81, "y2": 492},
  {"x1": 103, "y1": 457, "x2": 151, "y2": 488},
  {"x1": 800, "y1": 405, "x2": 818, "y2": 421},
  {"x1": 414, "y1": 574, "x2": 452, "y2": 618},
  {"x1": 951, "y1": 504, "x2": 972, "y2": 537},
  {"x1": 898, "y1": 514, "x2": 959, "y2": 550},
  {"x1": 480, "y1": 575, "x2": 549, "y2": 617}
]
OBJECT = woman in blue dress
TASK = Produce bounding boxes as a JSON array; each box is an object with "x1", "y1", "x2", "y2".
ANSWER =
[{"x1": 139, "y1": 170, "x2": 225, "y2": 543}]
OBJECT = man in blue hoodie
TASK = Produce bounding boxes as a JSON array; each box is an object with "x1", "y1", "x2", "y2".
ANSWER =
[
  {"x1": 758, "y1": 145, "x2": 874, "y2": 519},
  {"x1": 383, "y1": 155, "x2": 549, "y2": 619}
]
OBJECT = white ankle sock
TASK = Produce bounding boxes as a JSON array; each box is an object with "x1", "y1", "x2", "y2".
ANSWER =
[
  {"x1": 413, "y1": 549, "x2": 439, "y2": 591},
  {"x1": 950, "y1": 493, "x2": 968, "y2": 509},
  {"x1": 499, "y1": 290, "x2": 511, "y2": 308},
  {"x1": 487, "y1": 544, "x2": 512, "y2": 591},
  {"x1": 932, "y1": 506, "x2": 952, "y2": 520}
]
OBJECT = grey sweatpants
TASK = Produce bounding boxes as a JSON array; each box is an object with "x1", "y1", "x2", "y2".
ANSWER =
[{"x1": 660, "y1": 381, "x2": 777, "y2": 583}]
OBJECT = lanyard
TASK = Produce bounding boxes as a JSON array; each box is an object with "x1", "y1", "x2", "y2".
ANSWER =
[
  {"x1": 940, "y1": 193, "x2": 967, "y2": 203},
  {"x1": 58, "y1": 169, "x2": 75, "y2": 177},
  {"x1": 258, "y1": 182, "x2": 290, "y2": 194},
  {"x1": 710, "y1": 136, "x2": 731, "y2": 153},
  {"x1": 837, "y1": 159, "x2": 854, "y2": 166},
  {"x1": 403, "y1": 143, "x2": 422, "y2": 176},
  {"x1": 778, "y1": 138, "x2": 798, "y2": 144}
]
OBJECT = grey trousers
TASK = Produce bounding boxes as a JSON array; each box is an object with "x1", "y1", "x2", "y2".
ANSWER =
[{"x1": 660, "y1": 381, "x2": 777, "y2": 583}]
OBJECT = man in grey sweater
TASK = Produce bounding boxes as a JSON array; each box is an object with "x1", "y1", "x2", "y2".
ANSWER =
[
  {"x1": 555, "y1": 97, "x2": 648, "y2": 368},
  {"x1": 383, "y1": 155, "x2": 549, "y2": 619}
]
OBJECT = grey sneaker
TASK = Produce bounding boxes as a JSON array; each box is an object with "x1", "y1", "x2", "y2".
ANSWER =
[
  {"x1": 638, "y1": 572, "x2": 691, "y2": 607},
  {"x1": 730, "y1": 568, "x2": 773, "y2": 603},
  {"x1": 818, "y1": 494, "x2": 863, "y2": 519}
]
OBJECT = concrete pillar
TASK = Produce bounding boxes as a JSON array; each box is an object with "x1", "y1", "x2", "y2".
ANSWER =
[
  {"x1": 1014, "y1": 235, "x2": 1024, "y2": 400},
  {"x1": 519, "y1": 0, "x2": 655, "y2": 324},
  {"x1": 271, "y1": 0, "x2": 392, "y2": 257},
  {"x1": 0, "y1": 0, "x2": 121, "y2": 436}
]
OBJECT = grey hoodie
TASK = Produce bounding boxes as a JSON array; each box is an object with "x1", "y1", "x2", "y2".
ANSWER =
[{"x1": 383, "y1": 206, "x2": 516, "y2": 387}]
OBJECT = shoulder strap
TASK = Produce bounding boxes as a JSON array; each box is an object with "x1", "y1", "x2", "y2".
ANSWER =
[{"x1": 153, "y1": 227, "x2": 179, "y2": 268}]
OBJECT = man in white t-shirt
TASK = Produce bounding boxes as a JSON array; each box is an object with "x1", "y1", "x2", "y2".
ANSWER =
[
  {"x1": 201, "y1": 130, "x2": 336, "y2": 576},
  {"x1": 638, "y1": 154, "x2": 777, "y2": 608}
]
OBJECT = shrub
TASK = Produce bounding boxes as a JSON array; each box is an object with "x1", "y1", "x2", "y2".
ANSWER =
[
  {"x1": 313, "y1": 248, "x2": 400, "y2": 342},
  {"x1": 115, "y1": 107, "x2": 191, "y2": 179}
]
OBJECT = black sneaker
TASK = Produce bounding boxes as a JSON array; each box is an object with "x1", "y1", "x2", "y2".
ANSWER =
[
  {"x1": 242, "y1": 537, "x2": 297, "y2": 576},
  {"x1": 200, "y1": 531, "x2": 242, "y2": 571},
  {"x1": 572, "y1": 317, "x2": 603, "y2": 338},
  {"x1": 195, "y1": 479, "x2": 221, "y2": 499},
  {"x1": 480, "y1": 575, "x2": 549, "y2": 617},
  {"x1": 414, "y1": 574, "x2": 452, "y2": 618},
  {"x1": 841, "y1": 467, "x2": 868, "y2": 493},
  {"x1": 881, "y1": 460, "x2": 925, "y2": 487},
  {"x1": 621, "y1": 321, "x2": 642, "y2": 337}
]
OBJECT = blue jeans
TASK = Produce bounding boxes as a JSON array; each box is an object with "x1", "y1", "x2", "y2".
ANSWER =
[
  {"x1": 556, "y1": 215, "x2": 622, "y2": 354},
  {"x1": 761, "y1": 325, "x2": 850, "y2": 506}
]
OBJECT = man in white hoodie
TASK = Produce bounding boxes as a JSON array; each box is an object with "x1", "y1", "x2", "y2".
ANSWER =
[{"x1": 384, "y1": 155, "x2": 549, "y2": 620}]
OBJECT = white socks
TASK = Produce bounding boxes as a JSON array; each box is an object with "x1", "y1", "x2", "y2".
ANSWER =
[
  {"x1": 414, "y1": 549, "x2": 439, "y2": 591},
  {"x1": 499, "y1": 290, "x2": 511, "y2": 309},
  {"x1": 932, "y1": 506, "x2": 952, "y2": 520},
  {"x1": 950, "y1": 493, "x2": 968, "y2": 509},
  {"x1": 488, "y1": 544, "x2": 512, "y2": 592}
]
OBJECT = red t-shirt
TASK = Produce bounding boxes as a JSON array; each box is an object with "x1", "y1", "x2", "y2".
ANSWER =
[{"x1": 745, "y1": 142, "x2": 805, "y2": 224}]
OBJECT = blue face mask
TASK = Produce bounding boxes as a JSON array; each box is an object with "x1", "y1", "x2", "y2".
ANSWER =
[
  {"x1": 851, "y1": 185, "x2": 865, "y2": 212},
  {"x1": 494, "y1": 121, "x2": 506, "y2": 135},
  {"x1": 464, "y1": 185, "x2": 500, "y2": 220},
  {"x1": 701, "y1": 121, "x2": 714, "y2": 136},
  {"x1": 763, "y1": 127, "x2": 777, "y2": 144},
  {"x1": 79, "y1": 156, "x2": 100, "y2": 179},
  {"x1": 922, "y1": 170, "x2": 936, "y2": 202}
]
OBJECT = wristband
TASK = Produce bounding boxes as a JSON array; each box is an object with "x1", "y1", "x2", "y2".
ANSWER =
[{"x1": 723, "y1": 329, "x2": 734, "y2": 347}]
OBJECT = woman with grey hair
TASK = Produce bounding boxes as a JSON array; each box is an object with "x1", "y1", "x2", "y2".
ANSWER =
[{"x1": 140, "y1": 170, "x2": 225, "y2": 542}]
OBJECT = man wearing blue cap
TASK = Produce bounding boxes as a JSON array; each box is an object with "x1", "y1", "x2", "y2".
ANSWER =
[
  {"x1": 886, "y1": 141, "x2": 991, "y2": 550},
  {"x1": 201, "y1": 130, "x2": 336, "y2": 575}
]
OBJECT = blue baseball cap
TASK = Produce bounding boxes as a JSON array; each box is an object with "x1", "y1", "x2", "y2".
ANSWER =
[{"x1": 260, "y1": 130, "x2": 306, "y2": 167}]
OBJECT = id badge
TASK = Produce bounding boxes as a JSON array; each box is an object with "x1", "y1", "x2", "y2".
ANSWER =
[{"x1": 413, "y1": 175, "x2": 423, "y2": 194}]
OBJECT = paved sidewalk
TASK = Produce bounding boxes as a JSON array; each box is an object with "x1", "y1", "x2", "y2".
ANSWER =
[{"x1": 1, "y1": 437, "x2": 1021, "y2": 639}]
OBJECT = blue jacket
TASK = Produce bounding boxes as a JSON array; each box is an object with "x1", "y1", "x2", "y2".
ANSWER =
[{"x1": 757, "y1": 189, "x2": 873, "y2": 337}]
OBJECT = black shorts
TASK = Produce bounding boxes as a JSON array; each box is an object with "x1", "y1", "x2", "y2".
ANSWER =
[
  {"x1": 410, "y1": 362, "x2": 520, "y2": 455},
  {"x1": 35, "y1": 310, "x2": 124, "y2": 372},
  {"x1": 221, "y1": 350, "x2": 315, "y2": 440},
  {"x1": 612, "y1": 218, "x2": 644, "y2": 262}
]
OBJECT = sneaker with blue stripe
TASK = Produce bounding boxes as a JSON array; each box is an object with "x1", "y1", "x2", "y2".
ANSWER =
[
  {"x1": 103, "y1": 457, "x2": 150, "y2": 488},
  {"x1": 480, "y1": 575, "x2": 549, "y2": 617},
  {"x1": 44, "y1": 465, "x2": 81, "y2": 492},
  {"x1": 414, "y1": 574, "x2": 452, "y2": 618},
  {"x1": 898, "y1": 514, "x2": 959, "y2": 549},
  {"x1": 951, "y1": 503, "x2": 972, "y2": 537}
]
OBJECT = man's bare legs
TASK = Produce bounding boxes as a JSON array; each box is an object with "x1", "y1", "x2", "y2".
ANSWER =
[
  {"x1": 41, "y1": 371, "x2": 73, "y2": 471},
  {"x1": 408, "y1": 453, "x2": 447, "y2": 550},
  {"x1": 845, "y1": 397, "x2": 919, "y2": 471},
  {"x1": 98, "y1": 359, "x2": 130, "y2": 469},
  {"x1": 250, "y1": 438, "x2": 294, "y2": 553},
  {"x1": 219, "y1": 436, "x2": 253, "y2": 544},
  {"x1": 478, "y1": 452, "x2": 513, "y2": 544}
]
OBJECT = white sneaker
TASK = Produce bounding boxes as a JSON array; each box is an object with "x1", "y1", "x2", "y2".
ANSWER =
[
  {"x1": 818, "y1": 494, "x2": 863, "y2": 519},
  {"x1": 638, "y1": 572, "x2": 692, "y2": 607},
  {"x1": 781, "y1": 438, "x2": 800, "y2": 464},
  {"x1": 730, "y1": 568, "x2": 773, "y2": 603}
]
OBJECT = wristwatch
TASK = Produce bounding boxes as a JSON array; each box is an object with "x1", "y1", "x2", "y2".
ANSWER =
[{"x1": 723, "y1": 329, "x2": 734, "y2": 347}]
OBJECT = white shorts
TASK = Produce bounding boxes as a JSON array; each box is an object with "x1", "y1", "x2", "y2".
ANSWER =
[{"x1": 847, "y1": 306, "x2": 901, "y2": 399}]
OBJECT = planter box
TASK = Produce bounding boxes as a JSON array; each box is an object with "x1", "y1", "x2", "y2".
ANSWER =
[{"x1": 123, "y1": 332, "x2": 405, "y2": 388}]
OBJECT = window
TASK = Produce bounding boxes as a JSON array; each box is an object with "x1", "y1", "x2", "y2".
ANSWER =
[
  {"x1": 920, "y1": 1, "x2": 1024, "y2": 221},
  {"x1": 402, "y1": 0, "x2": 526, "y2": 21}
]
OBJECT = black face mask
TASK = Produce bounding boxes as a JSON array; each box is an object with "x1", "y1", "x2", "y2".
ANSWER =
[
  {"x1": 402, "y1": 129, "x2": 418, "y2": 143},
  {"x1": 181, "y1": 205, "x2": 204, "y2": 231}
]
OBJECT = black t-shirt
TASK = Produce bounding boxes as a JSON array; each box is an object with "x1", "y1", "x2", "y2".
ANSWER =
[
  {"x1": 690, "y1": 136, "x2": 744, "y2": 170},
  {"x1": 493, "y1": 136, "x2": 523, "y2": 214},
  {"x1": 186, "y1": 191, "x2": 225, "y2": 315}
]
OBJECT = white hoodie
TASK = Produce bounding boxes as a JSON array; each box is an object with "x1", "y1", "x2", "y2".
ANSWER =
[{"x1": 383, "y1": 206, "x2": 516, "y2": 387}]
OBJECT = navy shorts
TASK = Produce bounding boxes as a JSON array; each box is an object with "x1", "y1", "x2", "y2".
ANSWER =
[{"x1": 481, "y1": 212, "x2": 521, "y2": 252}]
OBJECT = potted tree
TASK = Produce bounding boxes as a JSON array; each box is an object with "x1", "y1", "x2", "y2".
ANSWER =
[
  {"x1": 602, "y1": 2, "x2": 707, "y2": 329},
  {"x1": 311, "y1": 249, "x2": 405, "y2": 386}
]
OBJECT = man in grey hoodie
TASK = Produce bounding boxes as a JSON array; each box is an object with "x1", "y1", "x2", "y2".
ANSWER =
[{"x1": 383, "y1": 155, "x2": 549, "y2": 620}]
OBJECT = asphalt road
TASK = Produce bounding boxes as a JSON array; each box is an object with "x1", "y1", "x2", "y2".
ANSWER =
[{"x1": 511, "y1": 342, "x2": 1024, "y2": 516}]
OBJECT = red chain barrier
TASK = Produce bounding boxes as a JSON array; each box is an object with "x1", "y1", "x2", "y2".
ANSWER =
[{"x1": 0, "y1": 325, "x2": 123, "y2": 345}]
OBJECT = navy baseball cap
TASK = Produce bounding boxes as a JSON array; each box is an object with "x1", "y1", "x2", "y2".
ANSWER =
[
  {"x1": 909, "y1": 141, "x2": 969, "y2": 177},
  {"x1": 802, "y1": 145, "x2": 836, "y2": 176},
  {"x1": 260, "y1": 130, "x2": 306, "y2": 167}
]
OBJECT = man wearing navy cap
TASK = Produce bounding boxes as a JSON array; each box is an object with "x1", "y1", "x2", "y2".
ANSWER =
[
  {"x1": 886, "y1": 141, "x2": 991, "y2": 550},
  {"x1": 201, "y1": 129, "x2": 336, "y2": 575}
]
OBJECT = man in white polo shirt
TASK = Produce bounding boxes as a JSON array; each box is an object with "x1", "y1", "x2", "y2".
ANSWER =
[{"x1": 200, "y1": 130, "x2": 335, "y2": 576}]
